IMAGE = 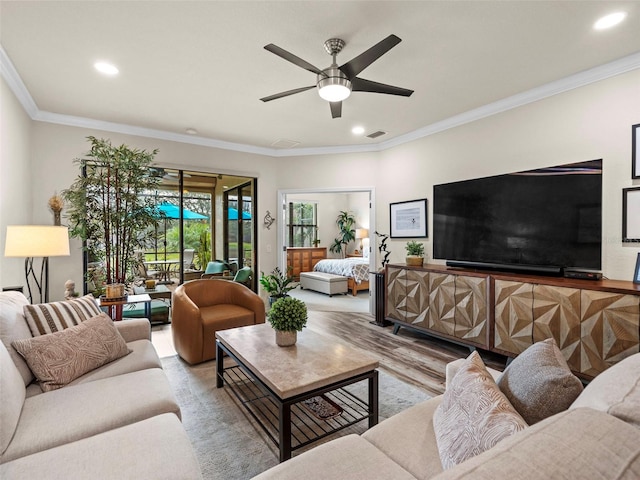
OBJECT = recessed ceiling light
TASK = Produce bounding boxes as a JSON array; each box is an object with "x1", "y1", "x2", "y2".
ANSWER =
[
  {"x1": 94, "y1": 61, "x2": 119, "y2": 75},
  {"x1": 352, "y1": 126, "x2": 365, "y2": 135},
  {"x1": 594, "y1": 11, "x2": 627, "y2": 30},
  {"x1": 185, "y1": 128, "x2": 198, "y2": 135}
]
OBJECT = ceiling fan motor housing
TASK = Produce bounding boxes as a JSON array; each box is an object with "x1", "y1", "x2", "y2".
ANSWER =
[{"x1": 317, "y1": 67, "x2": 352, "y2": 101}]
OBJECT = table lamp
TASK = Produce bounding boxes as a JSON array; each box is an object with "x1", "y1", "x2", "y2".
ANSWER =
[
  {"x1": 4, "y1": 225, "x2": 70, "y2": 303},
  {"x1": 355, "y1": 228, "x2": 369, "y2": 254}
]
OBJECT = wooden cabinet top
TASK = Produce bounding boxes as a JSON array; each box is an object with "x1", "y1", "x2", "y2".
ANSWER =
[
  {"x1": 286, "y1": 247, "x2": 327, "y2": 252},
  {"x1": 387, "y1": 263, "x2": 640, "y2": 296}
]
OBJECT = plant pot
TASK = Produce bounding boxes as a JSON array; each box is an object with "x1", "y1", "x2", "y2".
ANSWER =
[
  {"x1": 275, "y1": 330, "x2": 297, "y2": 347},
  {"x1": 104, "y1": 283, "x2": 125, "y2": 299},
  {"x1": 406, "y1": 256, "x2": 424, "y2": 267}
]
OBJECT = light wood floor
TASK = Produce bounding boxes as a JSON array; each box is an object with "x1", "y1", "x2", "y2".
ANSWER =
[
  {"x1": 305, "y1": 311, "x2": 507, "y2": 397},
  {"x1": 152, "y1": 309, "x2": 508, "y2": 398}
]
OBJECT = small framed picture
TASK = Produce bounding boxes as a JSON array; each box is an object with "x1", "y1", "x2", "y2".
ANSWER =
[
  {"x1": 623, "y1": 187, "x2": 640, "y2": 242},
  {"x1": 634, "y1": 253, "x2": 640, "y2": 284},
  {"x1": 633, "y1": 123, "x2": 640, "y2": 179},
  {"x1": 390, "y1": 198, "x2": 428, "y2": 238}
]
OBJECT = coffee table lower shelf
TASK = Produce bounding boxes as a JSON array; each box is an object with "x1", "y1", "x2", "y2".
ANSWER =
[{"x1": 220, "y1": 364, "x2": 375, "y2": 459}]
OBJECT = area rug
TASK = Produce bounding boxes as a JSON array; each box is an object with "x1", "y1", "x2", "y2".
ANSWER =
[{"x1": 161, "y1": 354, "x2": 430, "y2": 480}]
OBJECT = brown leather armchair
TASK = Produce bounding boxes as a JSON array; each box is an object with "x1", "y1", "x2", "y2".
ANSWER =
[{"x1": 172, "y1": 279, "x2": 266, "y2": 364}]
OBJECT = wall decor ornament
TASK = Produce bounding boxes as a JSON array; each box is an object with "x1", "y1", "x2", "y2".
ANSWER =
[
  {"x1": 623, "y1": 186, "x2": 640, "y2": 242},
  {"x1": 264, "y1": 210, "x2": 275, "y2": 229},
  {"x1": 390, "y1": 198, "x2": 428, "y2": 238},
  {"x1": 633, "y1": 123, "x2": 639, "y2": 179}
]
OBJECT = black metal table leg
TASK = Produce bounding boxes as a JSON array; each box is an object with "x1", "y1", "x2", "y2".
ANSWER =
[
  {"x1": 215, "y1": 341, "x2": 224, "y2": 388},
  {"x1": 369, "y1": 370, "x2": 379, "y2": 428},
  {"x1": 279, "y1": 401, "x2": 292, "y2": 462}
]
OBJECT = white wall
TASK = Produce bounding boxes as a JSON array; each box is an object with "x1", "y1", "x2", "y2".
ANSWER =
[
  {"x1": 3, "y1": 68, "x2": 639, "y2": 298},
  {"x1": 0, "y1": 77, "x2": 33, "y2": 288},
  {"x1": 375, "y1": 69, "x2": 640, "y2": 278}
]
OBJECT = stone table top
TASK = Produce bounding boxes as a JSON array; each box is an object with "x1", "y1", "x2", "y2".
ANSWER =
[{"x1": 216, "y1": 323, "x2": 379, "y2": 399}]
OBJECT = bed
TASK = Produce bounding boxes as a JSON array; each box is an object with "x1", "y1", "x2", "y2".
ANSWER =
[{"x1": 312, "y1": 257, "x2": 370, "y2": 296}]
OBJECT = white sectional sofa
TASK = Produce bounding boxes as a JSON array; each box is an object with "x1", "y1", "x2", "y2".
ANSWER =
[
  {"x1": 0, "y1": 291, "x2": 202, "y2": 479},
  {"x1": 253, "y1": 344, "x2": 640, "y2": 479}
]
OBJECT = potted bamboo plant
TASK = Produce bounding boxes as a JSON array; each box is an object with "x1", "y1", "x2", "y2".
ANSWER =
[
  {"x1": 268, "y1": 296, "x2": 308, "y2": 346},
  {"x1": 63, "y1": 136, "x2": 161, "y2": 297}
]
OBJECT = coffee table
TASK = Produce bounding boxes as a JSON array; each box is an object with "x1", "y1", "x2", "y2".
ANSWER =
[{"x1": 216, "y1": 323, "x2": 379, "y2": 462}]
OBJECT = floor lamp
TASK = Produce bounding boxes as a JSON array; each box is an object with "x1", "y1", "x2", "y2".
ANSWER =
[{"x1": 4, "y1": 225, "x2": 70, "y2": 303}]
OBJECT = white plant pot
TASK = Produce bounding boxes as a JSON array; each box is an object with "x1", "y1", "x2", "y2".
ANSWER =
[{"x1": 275, "y1": 330, "x2": 297, "y2": 347}]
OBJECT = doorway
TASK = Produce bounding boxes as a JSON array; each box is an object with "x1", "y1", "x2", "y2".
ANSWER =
[{"x1": 277, "y1": 187, "x2": 376, "y2": 314}]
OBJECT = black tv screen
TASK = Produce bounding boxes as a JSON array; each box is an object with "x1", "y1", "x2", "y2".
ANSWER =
[{"x1": 433, "y1": 159, "x2": 602, "y2": 274}]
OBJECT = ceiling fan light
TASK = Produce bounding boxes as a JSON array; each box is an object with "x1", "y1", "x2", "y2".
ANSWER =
[
  {"x1": 317, "y1": 67, "x2": 352, "y2": 102},
  {"x1": 319, "y1": 83, "x2": 351, "y2": 102}
]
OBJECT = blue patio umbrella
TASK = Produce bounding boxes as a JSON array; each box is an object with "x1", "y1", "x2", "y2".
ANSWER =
[
  {"x1": 156, "y1": 202, "x2": 208, "y2": 220},
  {"x1": 228, "y1": 207, "x2": 251, "y2": 220}
]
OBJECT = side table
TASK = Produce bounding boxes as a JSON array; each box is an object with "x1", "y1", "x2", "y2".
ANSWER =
[{"x1": 99, "y1": 294, "x2": 152, "y2": 321}]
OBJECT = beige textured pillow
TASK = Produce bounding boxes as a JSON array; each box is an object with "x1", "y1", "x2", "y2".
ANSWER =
[
  {"x1": 11, "y1": 313, "x2": 130, "y2": 392},
  {"x1": 433, "y1": 351, "x2": 527, "y2": 469},
  {"x1": 497, "y1": 338, "x2": 583, "y2": 425},
  {"x1": 23, "y1": 294, "x2": 102, "y2": 336}
]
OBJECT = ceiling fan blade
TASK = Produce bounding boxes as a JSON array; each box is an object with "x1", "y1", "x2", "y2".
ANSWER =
[
  {"x1": 339, "y1": 34, "x2": 402, "y2": 79},
  {"x1": 330, "y1": 101, "x2": 342, "y2": 119},
  {"x1": 260, "y1": 85, "x2": 315, "y2": 102},
  {"x1": 264, "y1": 44, "x2": 325, "y2": 76},
  {"x1": 352, "y1": 77, "x2": 414, "y2": 97}
]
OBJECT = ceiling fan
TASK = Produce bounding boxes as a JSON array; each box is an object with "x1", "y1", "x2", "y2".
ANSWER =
[{"x1": 260, "y1": 34, "x2": 414, "y2": 119}]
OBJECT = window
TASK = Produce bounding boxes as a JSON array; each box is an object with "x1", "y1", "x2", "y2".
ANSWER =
[{"x1": 288, "y1": 202, "x2": 318, "y2": 247}]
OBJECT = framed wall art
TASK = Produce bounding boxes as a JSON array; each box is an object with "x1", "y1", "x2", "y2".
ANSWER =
[
  {"x1": 623, "y1": 186, "x2": 640, "y2": 242},
  {"x1": 633, "y1": 123, "x2": 640, "y2": 179},
  {"x1": 390, "y1": 198, "x2": 428, "y2": 238}
]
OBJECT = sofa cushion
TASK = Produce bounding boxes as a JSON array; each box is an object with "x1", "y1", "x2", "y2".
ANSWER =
[
  {"x1": 0, "y1": 368, "x2": 180, "y2": 463},
  {"x1": 0, "y1": 342, "x2": 25, "y2": 455},
  {"x1": 0, "y1": 291, "x2": 35, "y2": 386},
  {"x1": 0, "y1": 414, "x2": 202, "y2": 480},
  {"x1": 570, "y1": 351, "x2": 640, "y2": 428},
  {"x1": 497, "y1": 338, "x2": 583, "y2": 425},
  {"x1": 22, "y1": 294, "x2": 101, "y2": 336},
  {"x1": 12, "y1": 313, "x2": 130, "y2": 392},
  {"x1": 251, "y1": 434, "x2": 416, "y2": 480},
  {"x1": 431, "y1": 408, "x2": 640, "y2": 479},
  {"x1": 433, "y1": 351, "x2": 527, "y2": 469},
  {"x1": 362, "y1": 396, "x2": 444, "y2": 479}
]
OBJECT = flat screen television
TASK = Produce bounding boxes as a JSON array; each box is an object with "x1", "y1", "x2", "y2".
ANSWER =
[{"x1": 433, "y1": 159, "x2": 602, "y2": 275}]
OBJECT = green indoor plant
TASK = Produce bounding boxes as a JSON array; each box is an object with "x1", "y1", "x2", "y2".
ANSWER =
[
  {"x1": 63, "y1": 136, "x2": 161, "y2": 296},
  {"x1": 267, "y1": 296, "x2": 308, "y2": 346},
  {"x1": 329, "y1": 210, "x2": 356, "y2": 258},
  {"x1": 260, "y1": 267, "x2": 298, "y2": 305},
  {"x1": 405, "y1": 240, "x2": 425, "y2": 266}
]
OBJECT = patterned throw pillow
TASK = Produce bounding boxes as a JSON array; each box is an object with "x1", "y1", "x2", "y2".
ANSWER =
[
  {"x1": 497, "y1": 338, "x2": 583, "y2": 425},
  {"x1": 11, "y1": 313, "x2": 130, "y2": 392},
  {"x1": 23, "y1": 294, "x2": 102, "y2": 336},
  {"x1": 433, "y1": 351, "x2": 528, "y2": 469}
]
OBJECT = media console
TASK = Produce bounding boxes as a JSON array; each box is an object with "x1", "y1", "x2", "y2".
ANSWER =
[{"x1": 385, "y1": 263, "x2": 640, "y2": 380}]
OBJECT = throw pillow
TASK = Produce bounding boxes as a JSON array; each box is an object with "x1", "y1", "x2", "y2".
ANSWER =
[
  {"x1": 497, "y1": 338, "x2": 583, "y2": 425},
  {"x1": 23, "y1": 294, "x2": 102, "y2": 336},
  {"x1": 433, "y1": 351, "x2": 527, "y2": 470},
  {"x1": 11, "y1": 313, "x2": 130, "y2": 392}
]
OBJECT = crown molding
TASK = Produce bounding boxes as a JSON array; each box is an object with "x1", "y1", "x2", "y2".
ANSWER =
[{"x1": 2, "y1": 42, "x2": 639, "y2": 158}]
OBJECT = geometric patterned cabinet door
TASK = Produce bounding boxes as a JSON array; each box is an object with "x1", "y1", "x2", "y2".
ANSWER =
[
  {"x1": 533, "y1": 285, "x2": 581, "y2": 373},
  {"x1": 580, "y1": 291, "x2": 640, "y2": 377},
  {"x1": 428, "y1": 273, "x2": 456, "y2": 337},
  {"x1": 494, "y1": 280, "x2": 534, "y2": 356},
  {"x1": 404, "y1": 268, "x2": 430, "y2": 327},
  {"x1": 454, "y1": 275, "x2": 489, "y2": 348},
  {"x1": 386, "y1": 266, "x2": 407, "y2": 322}
]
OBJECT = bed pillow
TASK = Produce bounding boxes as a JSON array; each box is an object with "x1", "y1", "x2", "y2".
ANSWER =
[
  {"x1": 11, "y1": 313, "x2": 130, "y2": 392},
  {"x1": 497, "y1": 338, "x2": 583, "y2": 425},
  {"x1": 433, "y1": 351, "x2": 527, "y2": 469},
  {"x1": 23, "y1": 294, "x2": 102, "y2": 336}
]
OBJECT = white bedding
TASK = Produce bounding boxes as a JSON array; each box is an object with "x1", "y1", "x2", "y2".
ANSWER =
[{"x1": 313, "y1": 258, "x2": 370, "y2": 284}]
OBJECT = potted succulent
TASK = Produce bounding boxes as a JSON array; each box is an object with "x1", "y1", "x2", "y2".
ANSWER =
[
  {"x1": 259, "y1": 267, "x2": 298, "y2": 306},
  {"x1": 405, "y1": 240, "x2": 425, "y2": 266},
  {"x1": 267, "y1": 296, "x2": 308, "y2": 346}
]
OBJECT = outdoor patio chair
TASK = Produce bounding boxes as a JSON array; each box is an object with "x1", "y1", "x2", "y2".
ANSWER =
[
  {"x1": 201, "y1": 261, "x2": 226, "y2": 278},
  {"x1": 233, "y1": 266, "x2": 252, "y2": 286},
  {"x1": 183, "y1": 249, "x2": 196, "y2": 270}
]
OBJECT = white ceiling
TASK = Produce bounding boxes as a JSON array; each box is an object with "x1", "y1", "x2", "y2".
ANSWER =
[{"x1": 1, "y1": 1, "x2": 640, "y2": 156}]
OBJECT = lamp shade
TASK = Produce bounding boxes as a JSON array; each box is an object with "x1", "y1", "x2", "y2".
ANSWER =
[
  {"x1": 355, "y1": 228, "x2": 369, "y2": 239},
  {"x1": 5, "y1": 225, "x2": 70, "y2": 257}
]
